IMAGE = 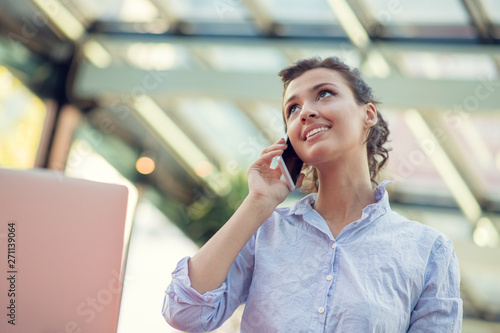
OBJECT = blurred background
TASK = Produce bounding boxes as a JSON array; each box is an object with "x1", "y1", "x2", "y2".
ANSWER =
[{"x1": 1, "y1": 0, "x2": 499, "y2": 331}]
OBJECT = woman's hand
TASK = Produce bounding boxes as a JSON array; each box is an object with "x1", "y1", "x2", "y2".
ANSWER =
[
  {"x1": 246, "y1": 138, "x2": 302, "y2": 208},
  {"x1": 187, "y1": 139, "x2": 304, "y2": 295}
]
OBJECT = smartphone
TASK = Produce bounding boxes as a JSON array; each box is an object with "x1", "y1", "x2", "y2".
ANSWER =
[{"x1": 277, "y1": 134, "x2": 304, "y2": 191}]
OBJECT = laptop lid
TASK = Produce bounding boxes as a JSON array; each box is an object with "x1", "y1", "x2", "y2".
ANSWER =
[{"x1": 0, "y1": 167, "x2": 128, "y2": 333}]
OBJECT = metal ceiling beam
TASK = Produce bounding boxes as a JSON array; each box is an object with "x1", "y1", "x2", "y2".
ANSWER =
[
  {"x1": 148, "y1": 0, "x2": 181, "y2": 32},
  {"x1": 326, "y1": 0, "x2": 371, "y2": 49},
  {"x1": 345, "y1": 0, "x2": 383, "y2": 38},
  {"x1": 28, "y1": 0, "x2": 86, "y2": 42},
  {"x1": 90, "y1": 34, "x2": 500, "y2": 58},
  {"x1": 325, "y1": 0, "x2": 392, "y2": 78},
  {"x1": 461, "y1": 0, "x2": 495, "y2": 42},
  {"x1": 72, "y1": 62, "x2": 500, "y2": 112},
  {"x1": 239, "y1": 0, "x2": 275, "y2": 35}
]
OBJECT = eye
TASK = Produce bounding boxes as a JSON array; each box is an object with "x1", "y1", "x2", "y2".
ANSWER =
[
  {"x1": 318, "y1": 90, "x2": 335, "y2": 99},
  {"x1": 287, "y1": 104, "x2": 301, "y2": 118}
]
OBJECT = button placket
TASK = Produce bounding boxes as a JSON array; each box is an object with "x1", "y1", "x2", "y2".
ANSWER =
[
  {"x1": 316, "y1": 242, "x2": 335, "y2": 320},
  {"x1": 327, "y1": 242, "x2": 336, "y2": 285}
]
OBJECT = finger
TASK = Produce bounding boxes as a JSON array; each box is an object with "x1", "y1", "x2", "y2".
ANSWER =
[
  {"x1": 248, "y1": 150, "x2": 283, "y2": 175},
  {"x1": 255, "y1": 149, "x2": 285, "y2": 167},
  {"x1": 259, "y1": 139, "x2": 287, "y2": 156}
]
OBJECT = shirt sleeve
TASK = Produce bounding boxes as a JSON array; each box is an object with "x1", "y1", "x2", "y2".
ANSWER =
[
  {"x1": 408, "y1": 236, "x2": 463, "y2": 332},
  {"x1": 162, "y1": 234, "x2": 256, "y2": 332}
]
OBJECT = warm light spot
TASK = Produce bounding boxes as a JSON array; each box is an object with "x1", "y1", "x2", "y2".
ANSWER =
[
  {"x1": 473, "y1": 217, "x2": 499, "y2": 248},
  {"x1": 195, "y1": 160, "x2": 213, "y2": 178},
  {"x1": 473, "y1": 225, "x2": 490, "y2": 248},
  {"x1": 136, "y1": 156, "x2": 155, "y2": 175}
]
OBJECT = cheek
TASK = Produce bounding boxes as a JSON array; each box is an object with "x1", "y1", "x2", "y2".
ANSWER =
[
  {"x1": 336, "y1": 106, "x2": 365, "y2": 127},
  {"x1": 285, "y1": 116, "x2": 300, "y2": 135}
]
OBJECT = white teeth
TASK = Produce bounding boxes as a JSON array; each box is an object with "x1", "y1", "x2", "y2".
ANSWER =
[{"x1": 306, "y1": 127, "x2": 329, "y2": 139}]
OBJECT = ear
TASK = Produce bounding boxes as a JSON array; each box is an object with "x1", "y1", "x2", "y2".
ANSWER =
[{"x1": 363, "y1": 103, "x2": 377, "y2": 129}]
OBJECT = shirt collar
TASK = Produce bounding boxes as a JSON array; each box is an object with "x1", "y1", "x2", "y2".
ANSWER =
[{"x1": 276, "y1": 180, "x2": 392, "y2": 218}]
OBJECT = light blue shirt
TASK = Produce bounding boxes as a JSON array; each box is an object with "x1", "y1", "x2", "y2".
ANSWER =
[{"x1": 162, "y1": 181, "x2": 462, "y2": 332}]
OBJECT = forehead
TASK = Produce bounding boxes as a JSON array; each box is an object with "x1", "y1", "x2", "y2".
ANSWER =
[{"x1": 283, "y1": 68, "x2": 348, "y2": 104}]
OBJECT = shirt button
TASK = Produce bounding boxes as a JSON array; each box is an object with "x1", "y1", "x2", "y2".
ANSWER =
[
  {"x1": 326, "y1": 275, "x2": 333, "y2": 281},
  {"x1": 331, "y1": 243, "x2": 337, "y2": 249},
  {"x1": 317, "y1": 306, "x2": 325, "y2": 314}
]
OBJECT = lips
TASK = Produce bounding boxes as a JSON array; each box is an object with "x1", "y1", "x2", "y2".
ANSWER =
[{"x1": 303, "y1": 124, "x2": 331, "y2": 141}]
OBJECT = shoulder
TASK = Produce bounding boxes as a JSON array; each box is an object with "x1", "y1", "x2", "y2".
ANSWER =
[
  {"x1": 385, "y1": 213, "x2": 462, "y2": 299},
  {"x1": 380, "y1": 210, "x2": 455, "y2": 258},
  {"x1": 374, "y1": 181, "x2": 453, "y2": 251},
  {"x1": 366, "y1": 210, "x2": 459, "y2": 292}
]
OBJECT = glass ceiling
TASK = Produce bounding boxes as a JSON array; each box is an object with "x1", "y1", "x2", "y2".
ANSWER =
[
  {"x1": 164, "y1": 0, "x2": 250, "y2": 21},
  {"x1": 259, "y1": 0, "x2": 339, "y2": 24},
  {"x1": 17, "y1": 0, "x2": 493, "y2": 215},
  {"x1": 365, "y1": 0, "x2": 470, "y2": 25},
  {"x1": 52, "y1": 0, "x2": 500, "y2": 41}
]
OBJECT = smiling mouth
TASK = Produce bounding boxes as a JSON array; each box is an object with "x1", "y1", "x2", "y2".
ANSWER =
[{"x1": 305, "y1": 127, "x2": 329, "y2": 140}]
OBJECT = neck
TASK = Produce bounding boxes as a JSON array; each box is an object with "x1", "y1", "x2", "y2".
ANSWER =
[{"x1": 312, "y1": 159, "x2": 376, "y2": 238}]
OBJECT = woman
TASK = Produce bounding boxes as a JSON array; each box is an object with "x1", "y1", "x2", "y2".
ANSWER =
[{"x1": 162, "y1": 57, "x2": 462, "y2": 332}]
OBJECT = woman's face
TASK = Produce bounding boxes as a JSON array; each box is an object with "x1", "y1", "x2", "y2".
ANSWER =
[{"x1": 282, "y1": 68, "x2": 376, "y2": 169}]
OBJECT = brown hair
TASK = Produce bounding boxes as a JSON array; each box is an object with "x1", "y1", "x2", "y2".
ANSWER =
[{"x1": 278, "y1": 56, "x2": 390, "y2": 190}]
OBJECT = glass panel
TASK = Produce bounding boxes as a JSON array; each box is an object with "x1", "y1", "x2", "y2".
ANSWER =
[
  {"x1": 397, "y1": 52, "x2": 498, "y2": 80},
  {"x1": 202, "y1": 45, "x2": 288, "y2": 72},
  {"x1": 120, "y1": 0, "x2": 159, "y2": 22},
  {"x1": 70, "y1": 0, "x2": 118, "y2": 20},
  {"x1": 126, "y1": 42, "x2": 181, "y2": 70},
  {"x1": 174, "y1": 99, "x2": 263, "y2": 169},
  {"x1": 259, "y1": 0, "x2": 339, "y2": 24},
  {"x1": 298, "y1": 47, "x2": 362, "y2": 69},
  {"x1": 75, "y1": 0, "x2": 159, "y2": 22},
  {"x1": 442, "y1": 113, "x2": 500, "y2": 200},
  {"x1": 93, "y1": 39, "x2": 194, "y2": 69},
  {"x1": 482, "y1": 0, "x2": 500, "y2": 25},
  {"x1": 365, "y1": 0, "x2": 470, "y2": 25},
  {"x1": 0, "y1": 65, "x2": 47, "y2": 169},
  {"x1": 164, "y1": 0, "x2": 249, "y2": 21},
  {"x1": 383, "y1": 109, "x2": 452, "y2": 200}
]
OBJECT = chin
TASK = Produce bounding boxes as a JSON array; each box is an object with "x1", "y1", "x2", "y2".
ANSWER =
[
  {"x1": 301, "y1": 156, "x2": 327, "y2": 169},
  {"x1": 302, "y1": 150, "x2": 344, "y2": 170}
]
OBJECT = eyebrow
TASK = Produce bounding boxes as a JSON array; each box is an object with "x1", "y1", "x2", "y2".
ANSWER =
[{"x1": 284, "y1": 82, "x2": 339, "y2": 108}]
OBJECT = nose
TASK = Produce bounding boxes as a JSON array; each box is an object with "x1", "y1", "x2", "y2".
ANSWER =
[{"x1": 300, "y1": 107, "x2": 319, "y2": 123}]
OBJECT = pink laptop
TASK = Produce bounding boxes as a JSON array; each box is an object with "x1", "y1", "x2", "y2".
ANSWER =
[{"x1": 0, "y1": 167, "x2": 128, "y2": 333}]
